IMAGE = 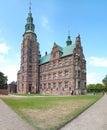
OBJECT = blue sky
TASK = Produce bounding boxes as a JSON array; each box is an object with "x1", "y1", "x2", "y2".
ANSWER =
[{"x1": 0, "y1": 0, "x2": 107, "y2": 84}]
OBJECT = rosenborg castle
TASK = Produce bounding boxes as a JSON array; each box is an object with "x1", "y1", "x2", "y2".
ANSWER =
[{"x1": 17, "y1": 6, "x2": 86, "y2": 95}]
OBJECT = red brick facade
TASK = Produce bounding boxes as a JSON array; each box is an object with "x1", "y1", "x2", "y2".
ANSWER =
[
  {"x1": 17, "y1": 35, "x2": 86, "y2": 95},
  {"x1": 17, "y1": 33, "x2": 39, "y2": 94},
  {"x1": 17, "y1": 9, "x2": 86, "y2": 95},
  {"x1": 40, "y1": 56, "x2": 73, "y2": 95},
  {"x1": 39, "y1": 40, "x2": 86, "y2": 95}
]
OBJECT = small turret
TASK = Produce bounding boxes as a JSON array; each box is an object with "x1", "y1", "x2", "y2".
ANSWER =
[
  {"x1": 75, "y1": 34, "x2": 81, "y2": 45},
  {"x1": 66, "y1": 33, "x2": 72, "y2": 46}
]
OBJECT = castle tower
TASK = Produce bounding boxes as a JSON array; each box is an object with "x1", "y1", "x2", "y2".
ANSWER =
[
  {"x1": 17, "y1": 3, "x2": 40, "y2": 94},
  {"x1": 73, "y1": 34, "x2": 86, "y2": 94}
]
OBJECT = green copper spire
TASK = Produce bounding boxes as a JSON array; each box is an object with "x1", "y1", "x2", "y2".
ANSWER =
[
  {"x1": 66, "y1": 32, "x2": 72, "y2": 46},
  {"x1": 25, "y1": 1, "x2": 35, "y2": 33}
]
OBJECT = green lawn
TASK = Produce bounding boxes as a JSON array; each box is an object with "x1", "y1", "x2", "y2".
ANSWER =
[{"x1": 1, "y1": 95, "x2": 102, "y2": 130}]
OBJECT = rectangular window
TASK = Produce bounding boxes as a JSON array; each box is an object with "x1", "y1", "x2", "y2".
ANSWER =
[
  {"x1": 58, "y1": 71, "x2": 62, "y2": 77},
  {"x1": 44, "y1": 65, "x2": 46, "y2": 70},
  {"x1": 53, "y1": 82, "x2": 56, "y2": 89},
  {"x1": 28, "y1": 49, "x2": 32, "y2": 54},
  {"x1": 78, "y1": 70, "x2": 80, "y2": 77},
  {"x1": 48, "y1": 83, "x2": 51, "y2": 89},
  {"x1": 58, "y1": 60, "x2": 62, "y2": 67},
  {"x1": 65, "y1": 81, "x2": 68, "y2": 88},
  {"x1": 78, "y1": 81, "x2": 80, "y2": 89},
  {"x1": 53, "y1": 61, "x2": 56, "y2": 68},
  {"x1": 44, "y1": 83, "x2": 46, "y2": 89},
  {"x1": 29, "y1": 56, "x2": 32, "y2": 63},
  {"x1": 40, "y1": 84, "x2": 42, "y2": 89},
  {"x1": 58, "y1": 82, "x2": 62, "y2": 89},
  {"x1": 53, "y1": 73, "x2": 56, "y2": 79},
  {"x1": 28, "y1": 75, "x2": 32, "y2": 81},
  {"x1": 44, "y1": 75, "x2": 46, "y2": 80},
  {"x1": 65, "y1": 59, "x2": 69, "y2": 65},
  {"x1": 65, "y1": 70, "x2": 69, "y2": 76},
  {"x1": 48, "y1": 63, "x2": 51, "y2": 69},
  {"x1": 22, "y1": 76, "x2": 24, "y2": 81},
  {"x1": 29, "y1": 65, "x2": 32, "y2": 71},
  {"x1": 48, "y1": 74, "x2": 51, "y2": 79}
]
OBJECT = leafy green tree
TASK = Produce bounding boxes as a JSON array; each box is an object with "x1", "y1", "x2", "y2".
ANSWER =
[
  {"x1": 87, "y1": 83, "x2": 105, "y2": 93},
  {"x1": 0, "y1": 71, "x2": 8, "y2": 89},
  {"x1": 87, "y1": 84, "x2": 96, "y2": 93},
  {"x1": 95, "y1": 84, "x2": 105, "y2": 92},
  {"x1": 102, "y1": 75, "x2": 107, "y2": 86}
]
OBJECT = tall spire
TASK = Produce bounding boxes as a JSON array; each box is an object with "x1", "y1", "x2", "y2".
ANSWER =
[
  {"x1": 66, "y1": 31, "x2": 72, "y2": 46},
  {"x1": 29, "y1": 0, "x2": 31, "y2": 13},
  {"x1": 24, "y1": 1, "x2": 35, "y2": 33}
]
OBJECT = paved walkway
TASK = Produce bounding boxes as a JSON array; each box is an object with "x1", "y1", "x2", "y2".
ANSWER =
[
  {"x1": 60, "y1": 95, "x2": 107, "y2": 130},
  {"x1": 0, "y1": 99, "x2": 34, "y2": 130}
]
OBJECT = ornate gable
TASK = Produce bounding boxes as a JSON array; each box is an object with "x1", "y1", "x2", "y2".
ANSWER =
[{"x1": 50, "y1": 43, "x2": 63, "y2": 61}]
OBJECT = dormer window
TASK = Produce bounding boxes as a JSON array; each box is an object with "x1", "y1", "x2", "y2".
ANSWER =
[{"x1": 65, "y1": 59, "x2": 69, "y2": 65}]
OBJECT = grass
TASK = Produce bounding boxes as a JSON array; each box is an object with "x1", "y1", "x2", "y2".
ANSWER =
[
  {"x1": 9, "y1": 93, "x2": 45, "y2": 96},
  {"x1": 1, "y1": 95, "x2": 102, "y2": 130}
]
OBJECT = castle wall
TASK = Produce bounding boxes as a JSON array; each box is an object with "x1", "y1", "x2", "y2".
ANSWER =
[{"x1": 39, "y1": 55, "x2": 75, "y2": 95}]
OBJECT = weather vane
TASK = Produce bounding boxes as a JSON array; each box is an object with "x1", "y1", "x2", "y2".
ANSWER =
[
  {"x1": 29, "y1": 0, "x2": 32, "y2": 12},
  {"x1": 68, "y1": 30, "x2": 70, "y2": 36},
  {"x1": 68, "y1": 25, "x2": 70, "y2": 36}
]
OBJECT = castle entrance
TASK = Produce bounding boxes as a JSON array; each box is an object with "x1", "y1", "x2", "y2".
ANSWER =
[{"x1": 29, "y1": 84, "x2": 32, "y2": 93}]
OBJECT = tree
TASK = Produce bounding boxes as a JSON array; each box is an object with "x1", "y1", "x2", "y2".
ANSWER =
[
  {"x1": 102, "y1": 75, "x2": 107, "y2": 86},
  {"x1": 0, "y1": 71, "x2": 8, "y2": 89},
  {"x1": 87, "y1": 83, "x2": 105, "y2": 93},
  {"x1": 95, "y1": 83, "x2": 105, "y2": 92},
  {"x1": 87, "y1": 84, "x2": 96, "y2": 93}
]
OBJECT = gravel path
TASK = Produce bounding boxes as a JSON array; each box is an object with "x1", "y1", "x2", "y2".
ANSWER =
[
  {"x1": 0, "y1": 99, "x2": 34, "y2": 130},
  {"x1": 60, "y1": 95, "x2": 107, "y2": 130}
]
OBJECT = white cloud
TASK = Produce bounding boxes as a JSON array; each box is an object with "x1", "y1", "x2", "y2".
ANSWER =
[
  {"x1": 0, "y1": 43, "x2": 10, "y2": 54},
  {"x1": 1, "y1": 65, "x2": 19, "y2": 83},
  {"x1": 87, "y1": 56, "x2": 107, "y2": 67},
  {"x1": 87, "y1": 72, "x2": 102, "y2": 84}
]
